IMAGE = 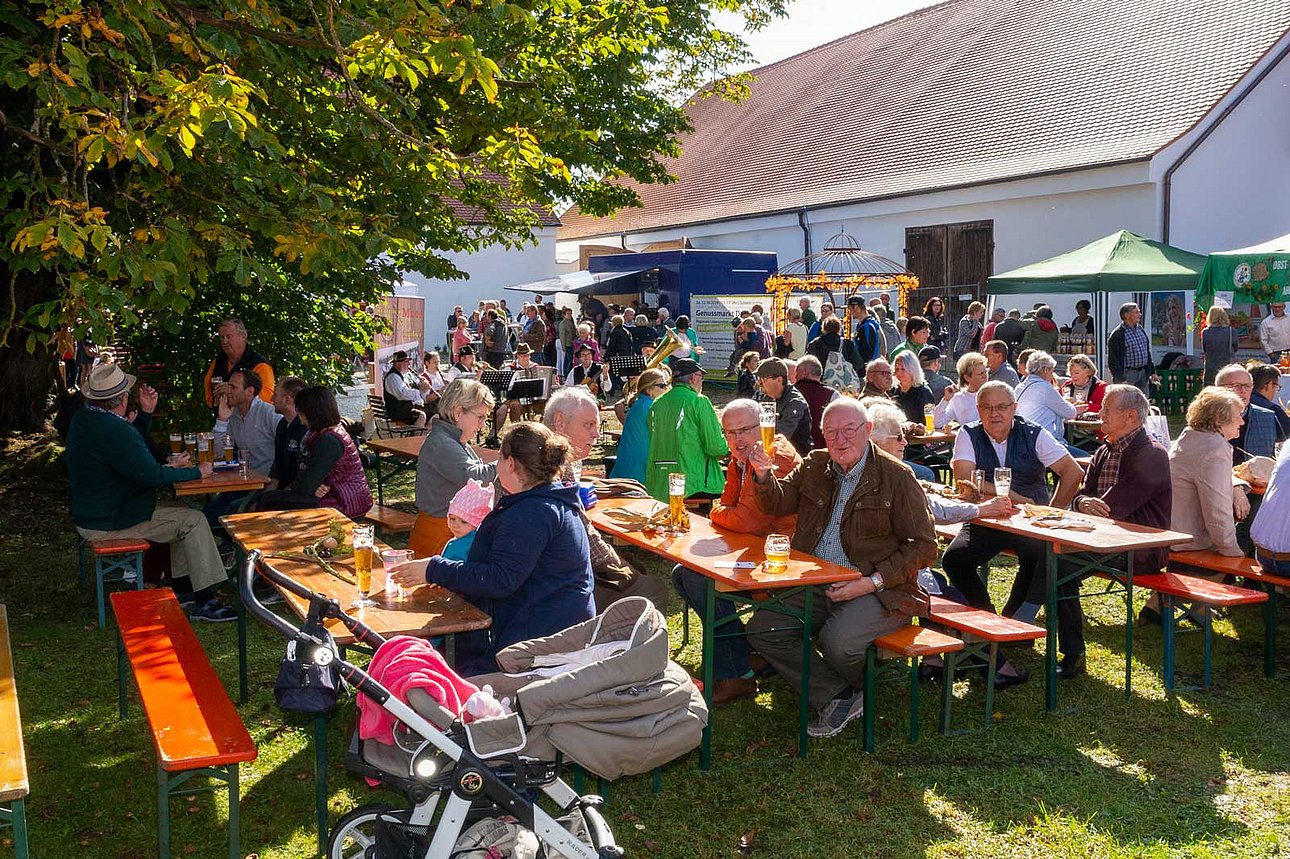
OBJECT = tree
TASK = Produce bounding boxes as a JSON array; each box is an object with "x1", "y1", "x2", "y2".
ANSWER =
[{"x1": 0, "y1": 0, "x2": 784, "y2": 430}]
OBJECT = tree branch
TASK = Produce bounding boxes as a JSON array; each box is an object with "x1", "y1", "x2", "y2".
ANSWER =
[
  {"x1": 160, "y1": 0, "x2": 330, "y2": 50},
  {"x1": 0, "y1": 111, "x2": 59, "y2": 149}
]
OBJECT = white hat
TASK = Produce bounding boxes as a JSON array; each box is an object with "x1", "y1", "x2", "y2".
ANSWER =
[{"x1": 84, "y1": 364, "x2": 136, "y2": 400}]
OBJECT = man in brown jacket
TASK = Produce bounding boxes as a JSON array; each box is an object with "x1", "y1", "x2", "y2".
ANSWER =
[{"x1": 745, "y1": 397, "x2": 937, "y2": 738}]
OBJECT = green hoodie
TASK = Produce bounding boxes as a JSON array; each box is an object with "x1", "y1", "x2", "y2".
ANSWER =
[{"x1": 644, "y1": 382, "x2": 728, "y2": 500}]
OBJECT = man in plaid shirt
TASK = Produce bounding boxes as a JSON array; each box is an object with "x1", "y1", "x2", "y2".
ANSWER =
[{"x1": 1107, "y1": 302, "x2": 1155, "y2": 398}]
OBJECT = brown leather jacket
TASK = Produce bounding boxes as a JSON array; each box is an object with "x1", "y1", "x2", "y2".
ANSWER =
[{"x1": 755, "y1": 443, "x2": 936, "y2": 616}]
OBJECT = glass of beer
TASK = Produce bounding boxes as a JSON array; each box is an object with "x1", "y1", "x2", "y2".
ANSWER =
[
  {"x1": 184, "y1": 432, "x2": 198, "y2": 456},
  {"x1": 924, "y1": 404, "x2": 936, "y2": 432},
  {"x1": 169, "y1": 432, "x2": 183, "y2": 454},
  {"x1": 759, "y1": 402, "x2": 776, "y2": 456},
  {"x1": 667, "y1": 472, "x2": 688, "y2": 533},
  {"x1": 764, "y1": 534, "x2": 791, "y2": 574},
  {"x1": 196, "y1": 433, "x2": 211, "y2": 464},
  {"x1": 352, "y1": 524, "x2": 376, "y2": 608},
  {"x1": 222, "y1": 434, "x2": 235, "y2": 463},
  {"x1": 993, "y1": 467, "x2": 1012, "y2": 500}
]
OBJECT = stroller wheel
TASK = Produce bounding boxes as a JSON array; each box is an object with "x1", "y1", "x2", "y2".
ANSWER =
[{"x1": 328, "y1": 803, "x2": 404, "y2": 859}]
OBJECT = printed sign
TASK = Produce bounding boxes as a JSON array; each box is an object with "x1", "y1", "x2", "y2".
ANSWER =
[{"x1": 690, "y1": 294, "x2": 768, "y2": 373}]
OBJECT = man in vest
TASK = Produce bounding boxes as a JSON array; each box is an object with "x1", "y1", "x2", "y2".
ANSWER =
[
  {"x1": 203, "y1": 318, "x2": 275, "y2": 406},
  {"x1": 383, "y1": 350, "x2": 429, "y2": 428},
  {"x1": 941, "y1": 380, "x2": 1085, "y2": 684}
]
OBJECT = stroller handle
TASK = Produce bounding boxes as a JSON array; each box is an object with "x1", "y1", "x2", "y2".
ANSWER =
[{"x1": 239, "y1": 550, "x2": 389, "y2": 650}]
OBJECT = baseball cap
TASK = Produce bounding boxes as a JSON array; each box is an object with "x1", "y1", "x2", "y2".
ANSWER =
[{"x1": 671, "y1": 358, "x2": 705, "y2": 377}]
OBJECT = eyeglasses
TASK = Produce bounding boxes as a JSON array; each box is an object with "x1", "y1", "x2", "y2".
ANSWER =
[
  {"x1": 978, "y1": 402, "x2": 1016, "y2": 413},
  {"x1": 722, "y1": 424, "x2": 759, "y2": 438},
  {"x1": 822, "y1": 425, "x2": 863, "y2": 442},
  {"x1": 1222, "y1": 382, "x2": 1254, "y2": 392},
  {"x1": 869, "y1": 370, "x2": 892, "y2": 377},
  {"x1": 878, "y1": 433, "x2": 907, "y2": 443}
]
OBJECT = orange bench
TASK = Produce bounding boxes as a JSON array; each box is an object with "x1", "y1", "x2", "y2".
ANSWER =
[
  {"x1": 863, "y1": 624, "x2": 964, "y2": 752},
  {"x1": 1170, "y1": 549, "x2": 1290, "y2": 680},
  {"x1": 0, "y1": 606, "x2": 30, "y2": 858},
  {"x1": 79, "y1": 537, "x2": 149, "y2": 627},
  {"x1": 112, "y1": 589, "x2": 256, "y2": 859}
]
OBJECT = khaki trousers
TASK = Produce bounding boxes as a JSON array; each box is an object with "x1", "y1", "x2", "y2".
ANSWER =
[{"x1": 77, "y1": 502, "x2": 226, "y2": 593}]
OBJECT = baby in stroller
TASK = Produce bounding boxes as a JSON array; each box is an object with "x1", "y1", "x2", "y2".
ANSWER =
[{"x1": 244, "y1": 553, "x2": 706, "y2": 858}]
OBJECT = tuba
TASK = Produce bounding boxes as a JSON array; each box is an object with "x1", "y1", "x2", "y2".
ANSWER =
[{"x1": 622, "y1": 327, "x2": 690, "y2": 398}]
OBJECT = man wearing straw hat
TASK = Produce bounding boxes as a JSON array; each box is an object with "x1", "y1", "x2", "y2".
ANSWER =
[{"x1": 66, "y1": 364, "x2": 236, "y2": 622}]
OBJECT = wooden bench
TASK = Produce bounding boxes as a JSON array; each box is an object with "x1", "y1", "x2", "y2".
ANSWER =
[
  {"x1": 926, "y1": 595, "x2": 1045, "y2": 725},
  {"x1": 863, "y1": 624, "x2": 964, "y2": 752},
  {"x1": 363, "y1": 504, "x2": 418, "y2": 536},
  {"x1": 1129, "y1": 571, "x2": 1268, "y2": 692},
  {"x1": 78, "y1": 537, "x2": 148, "y2": 628},
  {"x1": 367, "y1": 394, "x2": 424, "y2": 439},
  {"x1": 112, "y1": 590, "x2": 256, "y2": 859},
  {"x1": 0, "y1": 606, "x2": 30, "y2": 858},
  {"x1": 1170, "y1": 549, "x2": 1290, "y2": 679}
]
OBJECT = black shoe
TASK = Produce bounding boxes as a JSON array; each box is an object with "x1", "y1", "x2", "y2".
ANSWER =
[
  {"x1": 1138, "y1": 606, "x2": 1162, "y2": 626},
  {"x1": 993, "y1": 665, "x2": 1029, "y2": 689},
  {"x1": 1057, "y1": 652, "x2": 1086, "y2": 680}
]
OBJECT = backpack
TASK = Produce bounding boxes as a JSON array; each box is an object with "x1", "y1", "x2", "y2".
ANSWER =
[{"x1": 821, "y1": 347, "x2": 859, "y2": 391}]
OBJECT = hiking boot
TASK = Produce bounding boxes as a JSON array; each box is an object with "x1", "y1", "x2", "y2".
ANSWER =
[
  {"x1": 807, "y1": 690, "x2": 864, "y2": 739},
  {"x1": 190, "y1": 598, "x2": 238, "y2": 623}
]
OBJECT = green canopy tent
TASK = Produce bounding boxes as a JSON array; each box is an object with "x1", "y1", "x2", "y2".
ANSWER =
[
  {"x1": 987, "y1": 230, "x2": 1207, "y2": 376},
  {"x1": 1195, "y1": 232, "x2": 1290, "y2": 311}
]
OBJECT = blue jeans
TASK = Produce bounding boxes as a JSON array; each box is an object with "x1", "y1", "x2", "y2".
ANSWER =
[
  {"x1": 907, "y1": 460, "x2": 936, "y2": 482},
  {"x1": 672, "y1": 566, "x2": 750, "y2": 680},
  {"x1": 1256, "y1": 550, "x2": 1290, "y2": 578}
]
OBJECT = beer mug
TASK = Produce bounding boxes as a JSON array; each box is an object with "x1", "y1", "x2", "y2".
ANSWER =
[
  {"x1": 763, "y1": 534, "x2": 791, "y2": 574},
  {"x1": 667, "y1": 472, "x2": 689, "y2": 533},
  {"x1": 352, "y1": 524, "x2": 376, "y2": 608},
  {"x1": 759, "y1": 402, "x2": 776, "y2": 456},
  {"x1": 169, "y1": 432, "x2": 183, "y2": 454}
]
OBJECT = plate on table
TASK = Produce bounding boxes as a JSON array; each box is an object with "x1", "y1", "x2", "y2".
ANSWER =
[{"x1": 212, "y1": 460, "x2": 243, "y2": 471}]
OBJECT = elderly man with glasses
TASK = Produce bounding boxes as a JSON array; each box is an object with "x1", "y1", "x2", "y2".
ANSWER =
[
  {"x1": 941, "y1": 380, "x2": 1085, "y2": 683},
  {"x1": 1216, "y1": 363, "x2": 1283, "y2": 463},
  {"x1": 742, "y1": 398, "x2": 937, "y2": 738},
  {"x1": 670, "y1": 399, "x2": 803, "y2": 706},
  {"x1": 861, "y1": 359, "x2": 894, "y2": 398}
]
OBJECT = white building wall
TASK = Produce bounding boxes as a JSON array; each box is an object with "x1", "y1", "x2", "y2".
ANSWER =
[
  {"x1": 1153, "y1": 31, "x2": 1290, "y2": 253},
  {"x1": 399, "y1": 227, "x2": 562, "y2": 352}
]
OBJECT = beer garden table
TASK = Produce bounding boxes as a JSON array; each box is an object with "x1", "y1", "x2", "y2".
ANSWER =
[
  {"x1": 968, "y1": 509, "x2": 1189, "y2": 711},
  {"x1": 220, "y1": 507, "x2": 490, "y2": 853},
  {"x1": 585, "y1": 497, "x2": 865, "y2": 769},
  {"x1": 173, "y1": 467, "x2": 269, "y2": 496}
]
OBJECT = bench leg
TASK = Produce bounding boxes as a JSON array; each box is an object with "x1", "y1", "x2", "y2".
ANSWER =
[
  {"x1": 78, "y1": 540, "x2": 87, "y2": 589},
  {"x1": 1265, "y1": 588, "x2": 1279, "y2": 679},
  {"x1": 939, "y1": 652, "x2": 957, "y2": 735},
  {"x1": 157, "y1": 763, "x2": 171, "y2": 859},
  {"x1": 1161, "y1": 595, "x2": 1177, "y2": 694},
  {"x1": 651, "y1": 767, "x2": 662, "y2": 795},
  {"x1": 907, "y1": 658, "x2": 921, "y2": 744},
  {"x1": 862, "y1": 645, "x2": 876, "y2": 753},
  {"x1": 315, "y1": 714, "x2": 329, "y2": 858},
  {"x1": 1202, "y1": 607, "x2": 1213, "y2": 690},
  {"x1": 227, "y1": 763, "x2": 240, "y2": 859},
  {"x1": 699, "y1": 578, "x2": 715, "y2": 771},
  {"x1": 236, "y1": 602, "x2": 248, "y2": 706},
  {"x1": 799, "y1": 589, "x2": 813, "y2": 760},
  {"x1": 117, "y1": 631, "x2": 128, "y2": 718},
  {"x1": 983, "y1": 643, "x2": 998, "y2": 729},
  {"x1": 1124, "y1": 559, "x2": 1134, "y2": 699},
  {"x1": 6, "y1": 798, "x2": 29, "y2": 859},
  {"x1": 96, "y1": 558, "x2": 107, "y2": 629}
]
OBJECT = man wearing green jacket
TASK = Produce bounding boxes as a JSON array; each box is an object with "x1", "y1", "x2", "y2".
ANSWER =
[
  {"x1": 66, "y1": 365, "x2": 235, "y2": 622},
  {"x1": 645, "y1": 358, "x2": 729, "y2": 500}
]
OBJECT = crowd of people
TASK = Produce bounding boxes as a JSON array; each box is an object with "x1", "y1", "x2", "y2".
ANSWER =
[{"x1": 60, "y1": 293, "x2": 1290, "y2": 743}]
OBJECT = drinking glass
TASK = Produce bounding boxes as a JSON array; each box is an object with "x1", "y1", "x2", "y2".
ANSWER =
[
  {"x1": 380, "y1": 549, "x2": 413, "y2": 601},
  {"x1": 994, "y1": 467, "x2": 1012, "y2": 500},
  {"x1": 973, "y1": 469, "x2": 986, "y2": 492},
  {"x1": 667, "y1": 472, "x2": 688, "y2": 533},
  {"x1": 923, "y1": 404, "x2": 936, "y2": 432},
  {"x1": 169, "y1": 432, "x2": 183, "y2": 454},
  {"x1": 763, "y1": 534, "x2": 791, "y2": 574},
  {"x1": 759, "y1": 403, "x2": 777, "y2": 455},
  {"x1": 222, "y1": 434, "x2": 235, "y2": 463},
  {"x1": 196, "y1": 433, "x2": 211, "y2": 464},
  {"x1": 352, "y1": 524, "x2": 376, "y2": 608},
  {"x1": 184, "y1": 432, "x2": 198, "y2": 456}
]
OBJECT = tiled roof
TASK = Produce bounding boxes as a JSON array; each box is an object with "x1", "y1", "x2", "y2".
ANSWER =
[{"x1": 559, "y1": 0, "x2": 1290, "y2": 240}]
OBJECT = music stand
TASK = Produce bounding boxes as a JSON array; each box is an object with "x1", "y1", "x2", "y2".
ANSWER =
[
  {"x1": 508, "y1": 377, "x2": 547, "y2": 404},
  {"x1": 480, "y1": 369, "x2": 515, "y2": 444},
  {"x1": 607, "y1": 355, "x2": 647, "y2": 381}
]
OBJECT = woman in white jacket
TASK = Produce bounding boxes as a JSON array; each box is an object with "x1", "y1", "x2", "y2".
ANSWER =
[
  {"x1": 1015, "y1": 351, "x2": 1079, "y2": 455},
  {"x1": 932, "y1": 351, "x2": 988, "y2": 429}
]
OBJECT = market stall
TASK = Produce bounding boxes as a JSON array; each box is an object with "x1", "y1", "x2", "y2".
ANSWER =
[{"x1": 1194, "y1": 232, "x2": 1290, "y2": 354}]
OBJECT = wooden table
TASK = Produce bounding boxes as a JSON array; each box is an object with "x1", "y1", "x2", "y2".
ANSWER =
[
  {"x1": 911, "y1": 429, "x2": 956, "y2": 447},
  {"x1": 971, "y1": 510, "x2": 1189, "y2": 711},
  {"x1": 366, "y1": 436, "x2": 498, "y2": 506},
  {"x1": 220, "y1": 507, "x2": 490, "y2": 853},
  {"x1": 173, "y1": 467, "x2": 269, "y2": 497},
  {"x1": 0, "y1": 605, "x2": 30, "y2": 859},
  {"x1": 587, "y1": 497, "x2": 864, "y2": 767}
]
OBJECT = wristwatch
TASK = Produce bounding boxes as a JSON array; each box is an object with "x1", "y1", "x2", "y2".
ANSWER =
[{"x1": 869, "y1": 572, "x2": 886, "y2": 593}]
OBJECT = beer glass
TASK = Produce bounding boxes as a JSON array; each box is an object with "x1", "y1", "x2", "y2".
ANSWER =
[
  {"x1": 352, "y1": 524, "x2": 376, "y2": 608},
  {"x1": 763, "y1": 534, "x2": 791, "y2": 574},
  {"x1": 184, "y1": 432, "x2": 198, "y2": 456},
  {"x1": 994, "y1": 467, "x2": 1012, "y2": 500},
  {"x1": 222, "y1": 434, "x2": 234, "y2": 463},
  {"x1": 759, "y1": 402, "x2": 776, "y2": 456},
  {"x1": 973, "y1": 469, "x2": 986, "y2": 493},
  {"x1": 380, "y1": 549, "x2": 413, "y2": 601},
  {"x1": 667, "y1": 472, "x2": 688, "y2": 533},
  {"x1": 923, "y1": 403, "x2": 936, "y2": 433},
  {"x1": 169, "y1": 432, "x2": 183, "y2": 454},
  {"x1": 196, "y1": 433, "x2": 211, "y2": 464}
]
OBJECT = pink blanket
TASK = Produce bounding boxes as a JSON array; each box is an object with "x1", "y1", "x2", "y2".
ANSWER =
[{"x1": 357, "y1": 636, "x2": 480, "y2": 746}]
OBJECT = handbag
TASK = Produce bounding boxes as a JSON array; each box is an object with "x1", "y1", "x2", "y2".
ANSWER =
[
  {"x1": 274, "y1": 618, "x2": 343, "y2": 715},
  {"x1": 1145, "y1": 408, "x2": 1171, "y2": 448},
  {"x1": 821, "y1": 349, "x2": 859, "y2": 391}
]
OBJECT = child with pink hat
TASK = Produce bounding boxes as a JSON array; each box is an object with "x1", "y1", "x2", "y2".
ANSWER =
[{"x1": 441, "y1": 479, "x2": 495, "y2": 561}]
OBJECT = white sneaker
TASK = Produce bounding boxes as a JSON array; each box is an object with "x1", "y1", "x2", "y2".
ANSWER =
[{"x1": 807, "y1": 690, "x2": 865, "y2": 739}]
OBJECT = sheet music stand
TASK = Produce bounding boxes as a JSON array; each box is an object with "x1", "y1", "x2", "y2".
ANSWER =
[
  {"x1": 607, "y1": 355, "x2": 647, "y2": 381},
  {"x1": 508, "y1": 377, "x2": 546, "y2": 405},
  {"x1": 480, "y1": 369, "x2": 516, "y2": 444}
]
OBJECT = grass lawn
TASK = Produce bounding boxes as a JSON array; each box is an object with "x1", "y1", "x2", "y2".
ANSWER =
[{"x1": 4, "y1": 415, "x2": 1290, "y2": 858}]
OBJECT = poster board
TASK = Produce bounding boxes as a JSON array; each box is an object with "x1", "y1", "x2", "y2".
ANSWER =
[{"x1": 371, "y1": 294, "x2": 426, "y2": 383}]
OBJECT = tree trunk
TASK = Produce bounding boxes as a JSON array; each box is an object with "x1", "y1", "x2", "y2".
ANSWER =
[{"x1": 0, "y1": 269, "x2": 59, "y2": 433}]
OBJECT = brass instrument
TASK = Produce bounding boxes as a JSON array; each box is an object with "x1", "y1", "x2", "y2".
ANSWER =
[{"x1": 621, "y1": 327, "x2": 689, "y2": 398}]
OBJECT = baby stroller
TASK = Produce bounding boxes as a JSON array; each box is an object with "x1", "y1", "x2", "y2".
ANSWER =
[{"x1": 240, "y1": 551, "x2": 625, "y2": 858}]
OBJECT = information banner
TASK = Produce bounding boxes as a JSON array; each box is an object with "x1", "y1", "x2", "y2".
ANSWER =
[
  {"x1": 690, "y1": 294, "x2": 765, "y2": 373},
  {"x1": 371, "y1": 294, "x2": 426, "y2": 381}
]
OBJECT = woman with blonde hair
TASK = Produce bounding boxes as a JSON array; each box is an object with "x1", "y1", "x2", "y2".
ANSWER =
[
  {"x1": 932, "y1": 351, "x2": 988, "y2": 429},
  {"x1": 409, "y1": 378, "x2": 498, "y2": 557},
  {"x1": 954, "y1": 301, "x2": 987, "y2": 356},
  {"x1": 1061, "y1": 354, "x2": 1108, "y2": 415},
  {"x1": 1201, "y1": 305, "x2": 1238, "y2": 386}
]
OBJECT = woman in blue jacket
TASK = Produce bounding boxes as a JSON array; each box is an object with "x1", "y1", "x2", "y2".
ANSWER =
[
  {"x1": 610, "y1": 367, "x2": 671, "y2": 482},
  {"x1": 390, "y1": 421, "x2": 595, "y2": 675}
]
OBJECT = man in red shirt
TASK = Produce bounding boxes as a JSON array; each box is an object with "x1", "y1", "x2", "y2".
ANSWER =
[{"x1": 672, "y1": 399, "x2": 801, "y2": 704}]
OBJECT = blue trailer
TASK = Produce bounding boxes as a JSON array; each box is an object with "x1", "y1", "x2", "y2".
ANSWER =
[{"x1": 585, "y1": 249, "x2": 778, "y2": 319}]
